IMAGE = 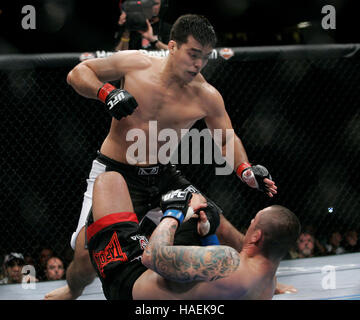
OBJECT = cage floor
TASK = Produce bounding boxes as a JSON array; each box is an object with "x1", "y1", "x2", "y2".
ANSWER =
[
  {"x1": 0, "y1": 252, "x2": 359, "y2": 300},
  {"x1": 273, "y1": 252, "x2": 360, "y2": 300}
]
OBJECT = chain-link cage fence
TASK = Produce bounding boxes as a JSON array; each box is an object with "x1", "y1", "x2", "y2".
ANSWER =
[{"x1": 1, "y1": 45, "x2": 359, "y2": 275}]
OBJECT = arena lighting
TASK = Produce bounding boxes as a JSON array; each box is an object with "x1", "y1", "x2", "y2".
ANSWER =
[{"x1": 297, "y1": 21, "x2": 312, "y2": 29}]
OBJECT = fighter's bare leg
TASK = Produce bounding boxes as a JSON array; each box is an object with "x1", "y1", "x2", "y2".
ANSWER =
[
  {"x1": 45, "y1": 171, "x2": 132, "y2": 300},
  {"x1": 216, "y1": 214, "x2": 245, "y2": 252},
  {"x1": 92, "y1": 171, "x2": 134, "y2": 221},
  {"x1": 44, "y1": 227, "x2": 96, "y2": 300}
]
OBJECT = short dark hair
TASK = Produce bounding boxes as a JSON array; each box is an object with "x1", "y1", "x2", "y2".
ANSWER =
[
  {"x1": 255, "y1": 205, "x2": 301, "y2": 260},
  {"x1": 170, "y1": 14, "x2": 217, "y2": 48}
]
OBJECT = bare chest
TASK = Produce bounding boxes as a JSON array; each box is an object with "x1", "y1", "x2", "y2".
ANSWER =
[{"x1": 124, "y1": 72, "x2": 206, "y2": 130}]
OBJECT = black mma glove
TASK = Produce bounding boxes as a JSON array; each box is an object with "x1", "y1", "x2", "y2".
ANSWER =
[
  {"x1": 97, "y1": 83, "x2": 138, "y2": 120},
  {"x1": 199, "y1": 201, "x2": 221, "y2": 236},
  {"x1": 236, "y1": 162, "x2": 272, "y2": 193},
  {"x1": 160, "y1": 189, "x2": 194, "y2": 224}
]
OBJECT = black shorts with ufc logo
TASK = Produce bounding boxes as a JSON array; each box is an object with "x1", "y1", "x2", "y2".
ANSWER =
[{"x1": 86, "y1": 211, "x2": 148, "y2": 300}]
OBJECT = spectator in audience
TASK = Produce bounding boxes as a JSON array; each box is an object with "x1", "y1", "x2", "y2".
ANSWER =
[
  {"x1": 36, "y1": 247, "x2": 54, "y2": 281},
  {"x1": 343, "y1": 230, "x2": 360, "y2": 253},
  {"x1": 24, "y1": 253, "x2": 36, "y2": 267},
  {"x1": 295, "y1": 232, "x2": 316, "y2": 258},
  {"x1": 302, "y1": 224, "x2": 327, "y2": 256},
  {"x1": 115, "y1": 0, "x2": 169, "y2": 51},
  {"x1": 325, "y1": 231, "x2": 346, "y2": 255},
  {"x1": 287, "y1": 231, "x2": 326, "y2": 259},
  {"x1": 45, "y1": 257, "x2": 65, "y2": 281},
  {"x1": 0, "y1": 253, "x2": 26, "y2": 284}
]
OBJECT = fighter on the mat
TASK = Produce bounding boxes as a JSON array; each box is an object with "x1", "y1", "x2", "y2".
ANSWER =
[
  {"x1": 86, "y1": 171, "x2": 300, "y2": 300},
  {"x1": 45, "y1": 14, "x2": 277, "y2": 300}
]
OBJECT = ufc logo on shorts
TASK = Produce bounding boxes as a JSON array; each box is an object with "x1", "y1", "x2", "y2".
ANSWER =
[
  {"x1": 163, "y1": 190, "x2": 186, "y2": 201},
  {"x1": 108, "y1": 91, "x2": 126, "y2": 109}
]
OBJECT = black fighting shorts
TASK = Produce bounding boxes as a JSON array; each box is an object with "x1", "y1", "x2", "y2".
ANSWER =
[
  {"x1": 86, "y1": 210, "x2": 207, "y2": 300},
  {"x1": 96, "y1": 151, "x2": 223, "y2": 224},
  {"x1": 86, "y1": 211, "x2": 148, "y2": 300}
]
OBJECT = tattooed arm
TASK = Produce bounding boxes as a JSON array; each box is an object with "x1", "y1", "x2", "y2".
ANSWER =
[{"x1": 141, "y1": 218, "x2": 240, "y2": 283}]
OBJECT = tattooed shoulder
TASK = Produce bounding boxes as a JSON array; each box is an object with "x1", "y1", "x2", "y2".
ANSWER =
[
  {"x1": 198, "y1": 245, "x2": 240, "y2": 281},
  {"x1": 152, "y1": 244, "x2": 240, "y2": 283}
]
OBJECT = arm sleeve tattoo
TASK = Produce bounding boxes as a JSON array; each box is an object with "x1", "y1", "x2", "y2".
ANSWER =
[{"x1": 142, "y1": 218, "x2": 240, "y2": 282}]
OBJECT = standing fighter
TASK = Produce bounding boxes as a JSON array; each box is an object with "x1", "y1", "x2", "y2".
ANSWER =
[{"x1": 45, "y1": 14, "x2": 277, "y2": 299}]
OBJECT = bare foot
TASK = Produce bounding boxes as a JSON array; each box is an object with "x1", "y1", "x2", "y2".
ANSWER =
[{"x1": 44, "y1": 285, "x2": 82, "y2": 300}]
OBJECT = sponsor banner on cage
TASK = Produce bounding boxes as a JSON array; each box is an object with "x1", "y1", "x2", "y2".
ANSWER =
[{"x1": 79, "y1": 49, "x2": 219, "y2": 61}]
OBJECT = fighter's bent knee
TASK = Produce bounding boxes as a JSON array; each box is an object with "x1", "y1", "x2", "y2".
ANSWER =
[
  {"x1": 92, "y1": 171, "x2": 133, "y2": 218},
  {"x1": 95, "y1": 171, "x2": 125, "y2": 186},
  {"x1": 94, "y1": 171, "x2": 127, "y2": 195}
]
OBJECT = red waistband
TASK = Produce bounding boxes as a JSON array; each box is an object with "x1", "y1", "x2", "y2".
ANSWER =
[{"x1": 87, "y1": 212, "x2": 138, "y2": 243}]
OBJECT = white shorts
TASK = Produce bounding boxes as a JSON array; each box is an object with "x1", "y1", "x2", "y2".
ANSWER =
[{"x1": 70, "y1": 159, "x2": 106, "y2": 250}]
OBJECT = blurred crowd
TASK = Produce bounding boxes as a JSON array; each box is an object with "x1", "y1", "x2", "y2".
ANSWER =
[
  {"x1": 284, "y1": 226, "x2": 360, "y2": 260},
  {"x1": 0, "y1": 247, "x2": 73, "y2": 285}
]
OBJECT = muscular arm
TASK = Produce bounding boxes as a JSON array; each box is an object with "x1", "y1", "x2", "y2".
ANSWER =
[
  {"x1": 142, "y1": 218, "x2": 240, "y2": 282},
  {"x1": 66, "y1": 50, "x2": 151, "y2": 100},
  {"x1": 203, "y1": 86, "x2": 277, "y2": 198},
  {"x1": 203, "y1": 86, "x2": 249, "y2": 170}
]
